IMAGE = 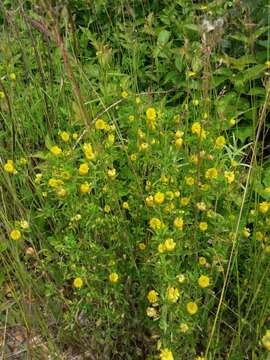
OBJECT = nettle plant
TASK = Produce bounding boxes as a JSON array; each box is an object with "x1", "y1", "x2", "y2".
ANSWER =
[{"x1": 4, "y1": 93, "x2": 270, "y2": 358}]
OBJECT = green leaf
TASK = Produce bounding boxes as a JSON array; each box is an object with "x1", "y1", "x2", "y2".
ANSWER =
[
  {"x1": 242, "y1": 64, "x2": 265, "y2": 82},
  {"x1": 175, "y1": 54, "x2": 183, "y2": 72},
  {"x1": 234, "y1": 126, "x2": 253, "y2": 143},
  {"x1": 157, "y1": 30, "x2": 171, "y2": 46},
  {"x1": 45, "y1": 134, "x2": 53, "y2": 150}
]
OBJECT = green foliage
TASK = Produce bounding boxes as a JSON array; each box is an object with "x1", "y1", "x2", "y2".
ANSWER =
[{"x1": 0, "y1": 0, "x2": 270, "y2": 359}]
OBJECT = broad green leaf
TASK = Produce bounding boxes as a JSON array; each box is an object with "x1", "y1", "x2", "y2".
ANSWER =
[{"x1": 157, "y1": 30, "x2": 171, "y2": 46}]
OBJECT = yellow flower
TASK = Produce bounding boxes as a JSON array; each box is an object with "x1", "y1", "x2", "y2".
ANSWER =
[
  {"x1": 179, "y1": 323, "x2": 189, "y2": 333},
  {"x1": 174, "y1": 191, "x2": 180, "y2": 198},
  {"x1": 59, "y1": 131, "x2": 70, "y2": 142},
  {"x1": 146, "y1": 307, "x2": 157, "y2": 318},
  {"x1": 109, "y1": 272, "x2": 119, "y2": 283},
  {"x1": 56, "y1": 187, "x2": 67, "y2": 197},
  {"x1": 198, "y1": 275, "x2": 210, "y2": 288},
  {"x1": 79, "y1": 163, "x2": 89, "y2": 176},
  {"x1": 242, "y1": 227, "x2": 250, "y2": 238},
  {"x1": 176, "y1": 274, "x2": 185, "y2": 283},
  {"x1": 199, "y1": 256, "x2": 206, "y2": 265},
  {"x1": 48, "y1": 178, "x2": 63, "y2": 187},
  {"x1": 154, "y1": 192, "x2": 165, "y2": 205},
  {"x1": 215, "y1": 136, "x2": 225, "y2": 148},
  {"x1": 174, "y1": 114, "x2": 181, "y2": 123},
  {"x1": 191, "y1": 122, "x2": 206, "y2": 139},
  {"x1": 196, "y1": 202, "x2": 207, "y2": 211},
  {"x1": 107, "y1": 168, "x2": 116, "y2": 179},
  {"x1": 135, "y1": 97, "x2": 141, "y2": 104},
  {"x1": 10, "y1": 73, "x2": 16, "y2": 81},
  {"x1": 147, "y1": 290, "x2": 159, "y2": 304},
  {"x1": 174, "y1": 217, "x2": 184, "y2": 231},
  {"x1": 259, "y1": 201, "x2": 269, "y2": 214},
  {"x1": 186, "y1": 301, "x2": 198, "y2": 315},
  {"x1": 122, "y1": 202, "x2": 129, "y2": 210},
  {"x1": 181, "y1": 197, "x2": 190, "y2": 206},
  {"x1": 73, "y1": 277, "x2": 83, "y2": 289},
  {"x1": 158, "y1": 243, "x2": 166, "y2": 253},
  {"x1": 95, "y1": 118, "x2": 108, "y2": 130},
  {"x1": 50, "y1": 146, "x2": 62, "y2": 156},
  {"x1": 83, "y1": 143, "x2": 95, "y2": 160},
  {"x1": 265, "y1": 60, "x2": 270, "y2": 68},
  {"x1": 146, "y1": 107, "x2": 156, "y2": 121},
  {"x1": 192, "y1": 99, "x2": 199, "y2": 106},
  {"x1": 185, "y1": 176, "x2": 194, "y2": 186},
  {"x1": 255, "y1": 232, "x2": 264, "y2": 241},
  {"x1": 160, "y1": 348, "x2": 174, "y2": 360},
  {"x1": 121, "y1": 91, "x2": 128, "y2": 98},
  {"x1": 128, "y1": 115, "x2": 135, "y2": 122},
  {"x1": 190, "y1": 154, "x2": 199, "y2": 164},
  {"x1": 175, "y1": 138, "x2": 183, "y2": 148},
  {"x1": 187, "y1": 70, "x2": 196, "y2": 78},
  {"x1": 19, "y1": 158, "x2": 27, "y2": 165},
  {"x1": 205, "y1": 167, "x2": 218, "y2": 180},
  {"x1": 149, "y1": 218, "x2": 162, "y2": 230},
  {"x1": 138, "y1": 242, "x2": 146, "y2": 250},
  {"x1": 104, "y1": 204, "x2": 111, "y2": 213},
  {"x1": 80, "y1": 182, "x2": 90, "y2": 194},
  {"x1": 164, "y1": 238, "x2": 176, "y2": 251},
  {"x1": 145, "y1": 195, "x2": 154, "y2": 207},
  {"x1": 4, "y1": 160, "x2": 16, "y2": 174},
  {"x1": 167, "y1": 287, "x2": 180, "y2": 303},
  {"x1": 224, "y1": 171, "x2": 235, "y2": 184},
  {"x1": 130, "y1": 153, "x2": 137, "y2": 161},
  {"x1": 196, "y1": 357, "x2": 205, "y2": 360},
  {"x1": 10, "y1": 229, "x2": 21, "y2": 240},
  {"x1": 0, "y1": 91, "x2": 5, "y2": 98},
  {"x1": 20, "y1": 220, "x2": 29, "y2": 229},
  {"x1": 262, "y1": 330, "x2": 270, "y2": 350},
  {"x1": 72, "y1": 133, "x2": 78, "y2": 140},
  {"x1": 199, "y1": 222, "x2": 208, "y2": 232}
]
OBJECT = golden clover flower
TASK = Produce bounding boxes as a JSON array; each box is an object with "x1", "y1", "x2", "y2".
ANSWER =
[
  {"x1": 198, "y1": 275, "x2": 210, "y2": 288},
  {"x1": 205, "y1": 167, "x2": 218, "y2": 180},
  {"x1": 20, "y1": 220, "x2": 29, "y2": 229},
  {"x1": 138, "y1": 243, "x2": 146, "y2": 250},
  {"x1": 109, "y1": 272, "x2": 119, "y2": 283},
  {"x1": 50, "y1": 146, "x2": 62, "y2": 156},
  {"x1": 107, "y1": 168, "x2": 116, "y2": 179},
  {"x1": 185, "y1": 176, "x2": 194, "y2": 186},
  {"x1": 83, "y1": 143, "x2": 95, "y2": 160},
  {"x1": 181, "y1": 197, "x2": 190, "y2": 206},
  {"x1": 259, "y1": 201, "x2": 269, "y2": 214},
  {"x1": 164, "y1": 238, "x2": 176, "y2": 251},
  {"x1": 180, "y1": 323, "x2": 189, "y2": 333},
  {"x1": 154, "y1": 191, "x2": 165, "y2": 205},
  {"x1": 135, "y1": 96, "x2": 141, "y2": 104},
  {"x1": 95, "y1": 118, "x2": 107, "y2": 130},
  {"x1": 79, "y1": 163, "x2": 89, "y2": 176},
  {"x1": 128, "y1": 115, "x2": 135, "y2": 122},
  {"x1": 145, "y1": 195, "x2": 154, "y2": 207},
  {"x1": 104, "y1": 204, "x2": 111, "y2": 213},
  {"x1": 57, "y1": 187, "x2": 67, "y2": 197},
  {"x1": 262, "y1": 330, "x2": 270, "y2": 350},
  {"x1": 121, "y1": 91, "x2": 128, "y2": 98},
  {"x1": 187, "y1": 301, "x2": 198, "y2": 315},
  {"x1": 10, "y1": 73, "x2": 16, "y2": 81},
  {"x1": 149, "y1": 217, "x2": 162, "y2": 230},
  {"x1": 0, "y1": 91, "x2": 5, "y2": 98},
  {"x1": 160, "y1": 348, "x2": 174, "y2": 360},
  {"x1": 167, "y1": 287, "x2": 180, "y2": 303},
  {"x1": 199, "y1": 222, "x2": 208, "y2": 232},
  {"x1": 73, "y1": 277, "x2": 83, "y2": 289},
  {"x1": 199, "y1": 256, "x2": 207, "y2": 265},
  {"x1": 147, "y1": 290, "x2": 159, "y2": 304},
  {"x1": 242, "y1": 227, "x2": 250, "y2": 238},
  {"x1": 4, "y1": 160, "x2": 16, "y2": 174},
  {"x1": 173, "y1": 217, "x2": 184, "y2": 231},
  {"x1": 80, "y1": 182, "x2": 91, "y2": 194},
  {"x1": 215, "y1": 136, "x2": 225, "y2": 148},
  {"x1": 224, "y1": 171, "x2": 235, "y2": 184},
  {"x1": 146, "y1": 307, "x2": 157, "y2": 318},
  {"x1": 59, "y1": 131, "x2": 70, "y2": 142},
  {"x1": 122, "y1": 202, "x2": 129, "y2": 210},
  {"x1": 146, "y1": 107, "x2": 156, "y2": 121},
  {"x1": 175, "y1": 138, "x2": 183, "y2": 148},
  {"x1": 10, "y1": 229, "x2": 21, "y2": 240},
  {"x1": 158, "y1": 243, "x2": 166, "y2": 253},
  {"x1": 130, "y1": 153, "x2": 137, "y2": 161}
]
